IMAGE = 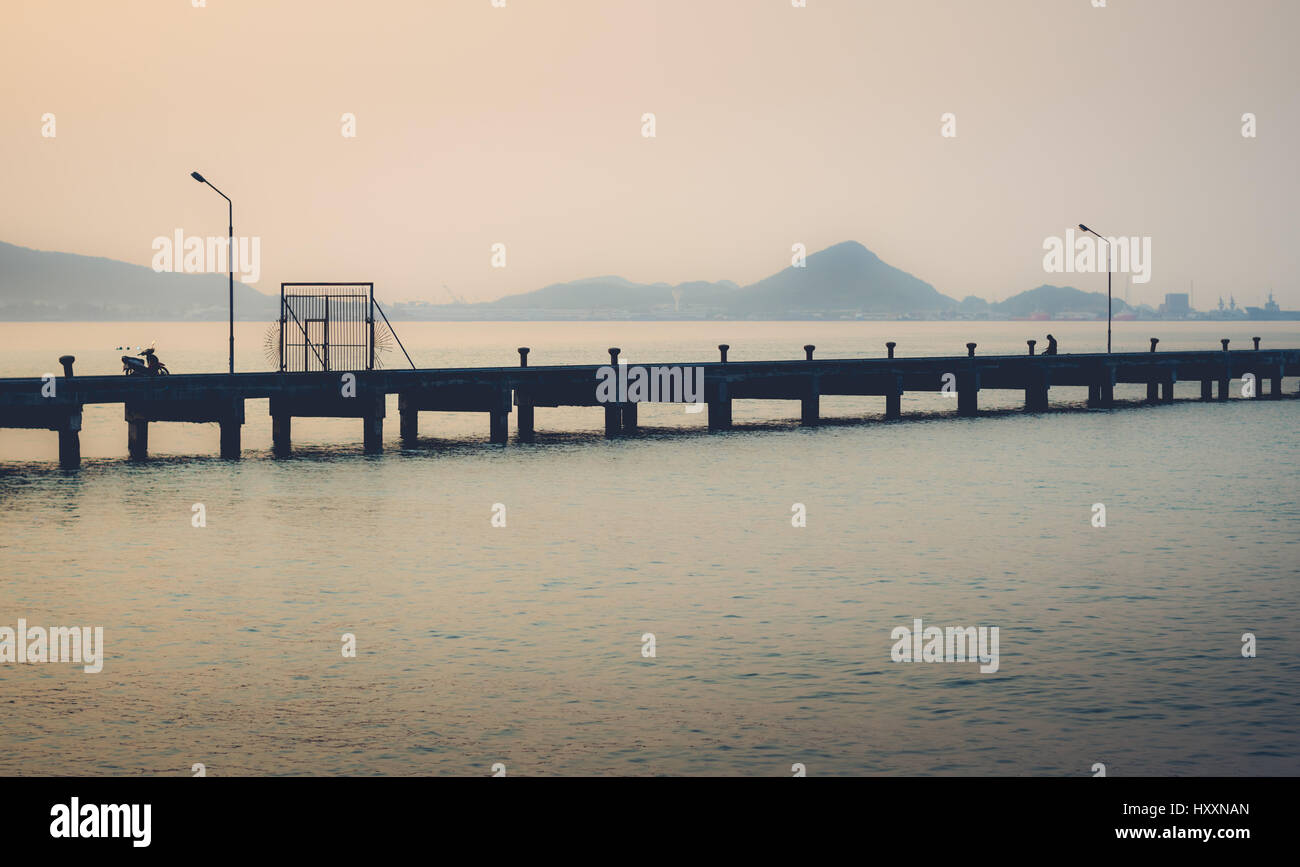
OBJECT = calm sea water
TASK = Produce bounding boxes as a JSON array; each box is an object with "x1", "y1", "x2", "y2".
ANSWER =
[{"x1": 1, "y1": 320, "x2": 1297, "y2": 775}]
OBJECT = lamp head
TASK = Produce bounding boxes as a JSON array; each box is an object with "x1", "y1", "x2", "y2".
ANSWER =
[
  {"x1": 1077, "y1": 223, "x2": 1089, "y2": 232},
  {"x1": 190, "y1": 171, "x2": 206, "y2": 183}
]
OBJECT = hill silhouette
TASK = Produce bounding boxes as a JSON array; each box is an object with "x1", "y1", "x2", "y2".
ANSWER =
[{"x1": 0, "y1": 240, "x2": 274, "y2": 320}]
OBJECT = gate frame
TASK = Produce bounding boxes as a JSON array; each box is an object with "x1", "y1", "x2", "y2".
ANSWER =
[{"x1": 279, "y1": 282, "x2": 376, "y2": 373}]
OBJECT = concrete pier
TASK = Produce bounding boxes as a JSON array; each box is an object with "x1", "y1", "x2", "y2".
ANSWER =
[{"x1": 0, "y1": 341, "x2": 1295, "y2": 466}]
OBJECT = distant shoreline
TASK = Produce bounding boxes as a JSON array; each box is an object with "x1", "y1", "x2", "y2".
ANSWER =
[{"x1": 3, "y1": 315, "x2": 1296, "y2": 323}]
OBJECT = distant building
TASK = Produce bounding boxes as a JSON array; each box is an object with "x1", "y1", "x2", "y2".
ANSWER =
[{"x1": 1158, "y1": 292, "x2": 1190, "y2": 317}]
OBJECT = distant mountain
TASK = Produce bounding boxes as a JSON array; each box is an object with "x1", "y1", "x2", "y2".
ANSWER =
[
  {"x1": 0, "y1": 240, "x2": 275, "y2": 320},
  {"x1": 445, "y1": 240, "x2": 957, "y2": 319},
  {"x1": 0, "y1": 239, "x2": 1136, "y2": 321},
  {"x1": 482, "y1": 275, "x2": 739, "y2": 315},
  {"x1": 990, "y1": 284, "x2": 1131, "y2": 316},
  {"x1": 732, "y1": 241, "x2": 957, "y2": 315}
]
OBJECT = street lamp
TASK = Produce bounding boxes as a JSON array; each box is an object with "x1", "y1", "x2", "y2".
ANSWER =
[
  {"x1": 191, "y1": 171, "x2": 234, "y2": 373},
  {"x1": 1078, "y1": 223, "x2": 1112, "y2": 354}
]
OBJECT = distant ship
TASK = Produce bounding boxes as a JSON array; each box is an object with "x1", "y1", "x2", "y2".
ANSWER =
[{"x1": 1245, "y1": 293, "x2": 1300, "y2": 320}]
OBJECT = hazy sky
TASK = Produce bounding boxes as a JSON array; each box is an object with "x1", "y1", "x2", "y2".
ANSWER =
[{"x1": 4, "y1": 0, "x2": 1297, "y2": 308}]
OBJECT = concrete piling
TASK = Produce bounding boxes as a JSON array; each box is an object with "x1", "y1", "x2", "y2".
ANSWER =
[
  {"x1": 604, "y1": 404, "x2": 622, "y2": 438},
  {"x1": 708, "y1": 380, "x2": 732, "y2": 431},
  {"x1": 362, "y1": 397, "x2": 384, "y2": 453},
  {"x1": 399, "y1": 399, "x2": 419, "y2": 445},
  {"x1": 885, "y1": 375, "x2": 902, "y2": 420},
  {"x1": 801, "y1": 378, "x2": 819, "y2": 425},
  {"x1": 1025, "y1": 369, "x2": 1049, "y2": 412},
  {"x1": 1147, "y1": 338, "x2": 1161, "y2": 402},
  {"x1": 57, "y1": 413, "x2": 81, "y2": 470},
  {"x1": 957, "y1": 373, "x2": 979, "y2": 416},
  {"x1": 489, "y1": 409, "x2": 508, "y2": 444},
  {"x1": 127, "y1": 415, "x2": 148, "y2": 460},
  {"x1": 272, "y1": 413, "x2": 292, "y2": 456}
]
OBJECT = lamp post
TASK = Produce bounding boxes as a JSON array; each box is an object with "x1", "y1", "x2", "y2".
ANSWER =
[
  {"x1": 191, "y1": 171, "x2": 234, "y2": 373},
  {"x1": 1078, "y1": 223, "x2": 1112, "y2": 354}
]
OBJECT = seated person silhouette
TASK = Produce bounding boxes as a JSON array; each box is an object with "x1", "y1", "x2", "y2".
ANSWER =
[{"x1": 1043, "y1": 334, "x2": 1058, "y2": 355}]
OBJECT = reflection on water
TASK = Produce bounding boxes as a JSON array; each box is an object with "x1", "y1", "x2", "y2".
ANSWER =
[{"x1": 1, "y1": 322, "x2": 1297, "y2": 775}]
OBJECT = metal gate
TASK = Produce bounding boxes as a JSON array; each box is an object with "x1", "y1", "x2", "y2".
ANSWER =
[{"x1": 279, "y1": 283, "x2": 375, "y2": 372}]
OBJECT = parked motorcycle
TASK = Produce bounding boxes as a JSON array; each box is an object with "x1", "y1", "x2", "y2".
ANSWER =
[{"x1": 122, "y1": 347, "x2": 169, "y2": 376}]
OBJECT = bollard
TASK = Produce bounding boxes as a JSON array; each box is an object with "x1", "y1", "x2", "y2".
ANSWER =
[
  {"x1": 966, "y1": 342, "x2": 976, "y2": 357},
  {"x1": 886, "y1": 342, "x2": 896, "y2": 359},
  {"x1": 1221, "y1": 339, "x2": 1230, "y2": 351},
  {"x1": 1027, "y1": 340, "x2": 1036, "y2": 356},
  {"x1": 518, "y1": 347, "x2": 530, "y2": 367},
  {"x1": 58, "y1": 355, "x2": 76, "y2": 377},
  {"x1": 1150, "y1": 338, "x2": 1159, "y2": 352},
  {"x1": 609, "y1": 347, "x2": 621, "y2": 365},
  {"x1": 1252, "y1": 336, "x2": 1261, "y2": 350},
  {"x1": 718, "y1": 344, "x2": 729, "y2": 363},
  {"x1": 804, "y1": 344, "x2": 815, "y2": 361}
]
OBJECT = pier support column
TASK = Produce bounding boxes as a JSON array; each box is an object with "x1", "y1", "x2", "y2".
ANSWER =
[
  {"x1": 219, "y1": 419, "x2": 241, "y2": 459},
  {"x1": 1025, "y1": 373, "x2": 1049, "y2": 412},
  {"x1": 363, "y1": 413, "x2": 383, "y2": 454},
  {"x1": 399, "y1": 403, "x2": 419, "y2": 446},
  {"x1": 57, "y1": 412, "x2": 81, "y2": 470},
  {"x1": 957, "y1": 373, "x2": 979, "y2": 417},
  {"x1": 1270, "y1": 368, "x2": 1283, "y2": 400},
  {"x1": 127, "y1": 416, "x2": 148, "y2": 460},
  {"x1": 800, "y1": 378, "x2": 819, "y2": 426},
  {"x1": 1159, "y1": 374, "x2": 1175, "y2": 403},
  {"x1": 1088, "y1": 370, "x2": 1114, "y2": 409},
  {"x1": 1147, "y1": 339, "x2": 1161, "y2": 402},
  {"x1": 1201, "y1": 380, "x2": 1213, "y2": 401},
  {"x1": 621, "y1": 402, "x2": 638, "y2": 434},
  {"x1": 1087, "y1": 383, "x2": 1113, "y2": 408},
  {"x1": 489, "y1": 410, "x2": 509, "y2": 444},
  {"x1": 603, "y1": 404, "x2": 622, "y2": 438},
  {"x1": 516, "y1": 402, "x2": 535, "y2": 442},
  {"x1": 708, "y1": 382, "x2": 732, "y2": 431},
  {"x1": 218, "y1": 399, "x2": 245, "y2": 460},
  {"x1": 885, "y1": 376, "x2": 902, "y2": 420},
  {"x1": 272, "y1": 414, "x2": 292, "y2": 457},
  {"x1": 1217, "y1": 376, "x2": 1230, "y2": 401}
]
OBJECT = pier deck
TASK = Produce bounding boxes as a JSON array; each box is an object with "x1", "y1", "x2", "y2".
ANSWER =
[{"x1": 2, "y1": 343, "x2": 1296, "y2": 468}]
